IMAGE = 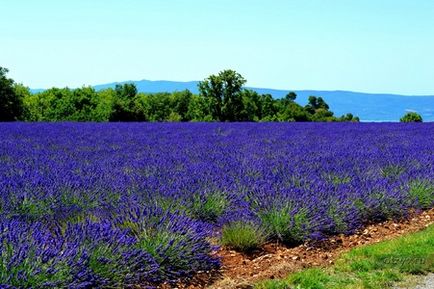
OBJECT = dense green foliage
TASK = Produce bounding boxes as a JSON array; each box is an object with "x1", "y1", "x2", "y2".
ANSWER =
[
  {"x1": 0, "y1": 67, "x2": 26, "y2": 121},
  {"x1": 1, "y1": 67, "x2": 359, "y2": 122},
  {"x1": 198, "y1": 69, "x2": 247, "y2": 121},
  {"x1": 400, "y1": 112, "x2": 423, "y2": 123}
]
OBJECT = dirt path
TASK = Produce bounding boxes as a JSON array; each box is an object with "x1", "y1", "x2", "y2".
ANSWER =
[
  {"x1": 161, "y1": 209, "x2": 434, "y2": 289},
  {"x1": 209, "y1": 209, "x2": 434, "y2": 289}
]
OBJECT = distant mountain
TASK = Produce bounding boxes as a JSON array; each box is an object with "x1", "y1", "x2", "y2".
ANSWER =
[
  {"x1": 93, "y1": 80, "x2": 200, "y2": 94},
  {"x1": 32, "y1": 80, "x2": 434, "y2": 122}
]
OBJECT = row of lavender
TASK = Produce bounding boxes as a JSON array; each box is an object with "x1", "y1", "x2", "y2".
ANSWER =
[{"x1": 1, "y1": 123, "x2": 433, "y2": 288}]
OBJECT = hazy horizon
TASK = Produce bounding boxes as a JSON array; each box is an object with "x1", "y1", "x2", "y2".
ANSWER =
[
  {"x1": 2, "y1": 0, "x2": 434, "y2": 95},
  {"x1": 30, "y1": 79, "x2": 434, "y2": 97}
]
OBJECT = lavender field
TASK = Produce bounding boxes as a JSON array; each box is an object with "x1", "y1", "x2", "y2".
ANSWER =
[{"x1": 1, "y1": 123, "x2": 433, "y2": 288}]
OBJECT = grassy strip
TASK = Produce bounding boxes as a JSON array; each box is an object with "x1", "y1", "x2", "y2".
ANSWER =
[{"x1": 256, "y1": 224, "x2": 434, "y2": 289}]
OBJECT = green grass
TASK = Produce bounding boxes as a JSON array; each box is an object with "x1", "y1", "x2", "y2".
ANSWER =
[
  {"x1": 381, "y1": 164, "x2": 405, "y2": 179},
  {"x1": 221, "y1": 222, "x2": 267, "y2": 252},
  {"x1": 323, "y1": 172, "x2": 351, "y2": 185},
  {"x1": 191, "y1": 191, "x2": 229, "y2": 222},
  {"x1": 408, "y1": 180, "x2": 434, "y2": 209},
  {"x1": 255, "y1": 224, "x2": 434, "y2": 289},
  {"x1": 259, "y1": 206, "x2": 312, "y2": 245}
]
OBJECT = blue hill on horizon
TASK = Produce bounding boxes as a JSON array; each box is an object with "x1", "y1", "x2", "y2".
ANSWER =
[{"x1": 32, "y1": 80, "x2": 434, "y2": 122}]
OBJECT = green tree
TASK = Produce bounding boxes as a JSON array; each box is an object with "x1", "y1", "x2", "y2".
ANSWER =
[
  {"x1": 198, "y1": 70, "x2": 246, "y2": 121},
  {"x1": 167, "y1": 111, "x2": 182, "y2": 122},
  {"x1": 170, "y1": 90, "x2": 193, "y2": 121},
  {"x1": 67, "y1": 87, "x2": 99, "y2": 121},
  {"x1": 284, "y1": 92, "x2": 297, "y2": 102},
  {"x1": 26, "y1": 88, "x2": 72, "y2": 121},
  {"x1": 132, "y1": 92, "x2": 150, "y2": 121},
  {"x1": 186, "y1": 94, "x2": 209, "y2": 121},
  {"x1": 277, "y1": 101, "x2": 309, "y2": 122},
  {"x1": 146, "y1": 93, "x2": 172, "y2": 121},
  {"x1": 259, "y1": 93, "x2": 277, "y2": 121},
  {"x1": 0, "y1": 67, "x2": 24, "y2": 121},
  {"x1": 24, "y1": 87, "x2": 102, "y2": 121},
  {"x1": 241, "y1": 89, "x2": 261, "y2": 121},
  {"x1": 14, "y1": 83, "x2": 31, "y2": 120},
  {"x1": 92, "y1": 88, "x2": 115, "y2": 121},
  {"x1": 22, "y1": 92, "x2": 43, "y2": 121},
  {"x1": 305, "y1": 96, "x2": 330, "y2": 114},
  {"x1": 304, "y1": 96, "x2": 337, "y2": 121},
  {"x1": 400, "y1": 112, "x2": 423, "y2": 123},
  {"x1": 305, "y1": 96, "x2": 316, "y2": 115},
  {"x1": 11, "y1": 68, "x2": 360, "y2": 123},
  {"x1": 316, "y1": 97, "x2": 329, "y2": 110},
  {"x1": 109, "y1": 83, "x2": 138, "y2": 121},
  {"x1": 275, "y1": 92, "x2": 310, "y2": 122},
  {"x1": 311, "y1": 108, "x2": 334, "y2": 121},
  {"x1": 338, "y1": 113, "x2": 360, "y2": 122}
]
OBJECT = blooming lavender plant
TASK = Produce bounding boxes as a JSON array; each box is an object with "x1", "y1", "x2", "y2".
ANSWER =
[{"x1": 0, "y1": 122, "x2": 433, "y2": 287}]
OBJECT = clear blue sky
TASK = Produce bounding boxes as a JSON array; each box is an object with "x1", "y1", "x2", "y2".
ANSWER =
[{"x1": 1, "y1": 0, "x2": 434, "y2": 94}]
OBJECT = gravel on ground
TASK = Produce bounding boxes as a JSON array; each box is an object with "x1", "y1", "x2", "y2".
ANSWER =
[{"x1": 394, "y1": 273, "x2": 434, "y2": 289}]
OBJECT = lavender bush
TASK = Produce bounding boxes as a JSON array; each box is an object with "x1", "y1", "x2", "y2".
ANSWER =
[{"x1": 0, "y1": 122, "x2": 433, "y2": 287}]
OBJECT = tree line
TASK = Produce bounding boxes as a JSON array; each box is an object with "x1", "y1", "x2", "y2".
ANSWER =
[{"x1": 1, "y1": 67, "x2": 362, "y2": 122}]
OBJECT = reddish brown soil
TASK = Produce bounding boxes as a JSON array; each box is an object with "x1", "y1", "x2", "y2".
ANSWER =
[{"x1": 159, "y1": 209, "x2": 434, "y2": 289}]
